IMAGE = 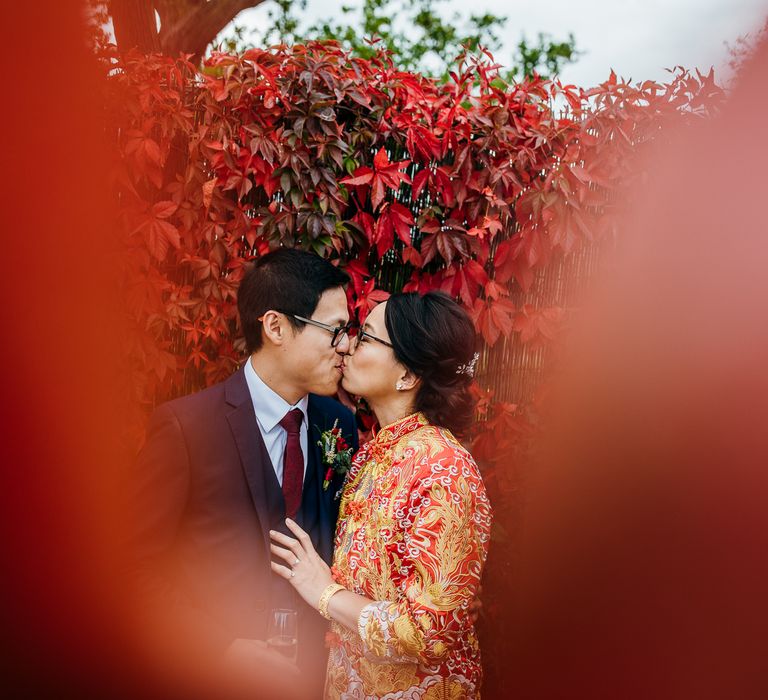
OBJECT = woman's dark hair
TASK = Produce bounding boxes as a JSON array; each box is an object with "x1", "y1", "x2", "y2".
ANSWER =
[
  {"x1": 384, "y1": 291, "x2": 478, "y2": 436},
  {"x1": 238, "y1": 248, "x2": 349, "y2": 353}
]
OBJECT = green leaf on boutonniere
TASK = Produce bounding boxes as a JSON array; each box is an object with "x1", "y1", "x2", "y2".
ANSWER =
[{"x1": 318, "y1": 419, "x2": 354, "y2": 490}]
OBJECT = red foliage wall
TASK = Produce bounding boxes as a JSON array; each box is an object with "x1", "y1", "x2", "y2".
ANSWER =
[
  {"x1": 109, "y1": 44, "x2": 721, "y2": 432},
  {"x1": 108, "y1": 42, "x2": 723, "y2": 693}
]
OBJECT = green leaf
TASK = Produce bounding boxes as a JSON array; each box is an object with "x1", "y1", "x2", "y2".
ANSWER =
[{"x1": 280, "y1": 170, "x2": 292, "y2": 194}]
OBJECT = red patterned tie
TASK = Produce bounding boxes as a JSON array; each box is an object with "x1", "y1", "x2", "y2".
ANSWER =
[{"x1": 279, "y1": 408, "x2": 304, "y2": 519}]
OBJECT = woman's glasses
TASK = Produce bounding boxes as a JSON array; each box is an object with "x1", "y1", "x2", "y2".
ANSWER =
[{"x1": 351, "y1": 327, "x2": 393, "y2": 351}]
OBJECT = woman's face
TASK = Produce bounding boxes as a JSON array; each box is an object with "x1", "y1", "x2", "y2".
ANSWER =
[{"x1": 342, "y1": 301, "x2": 405, "y2": 402}]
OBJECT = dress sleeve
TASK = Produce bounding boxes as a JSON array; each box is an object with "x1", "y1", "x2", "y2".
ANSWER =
[{"x1": 356, "y1": 444, "x2": 492, "y2": 664}]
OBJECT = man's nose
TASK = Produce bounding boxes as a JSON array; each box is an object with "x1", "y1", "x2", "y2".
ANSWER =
[{"x1": 335, "y1": 332, "x2": 351, "y2": 354}]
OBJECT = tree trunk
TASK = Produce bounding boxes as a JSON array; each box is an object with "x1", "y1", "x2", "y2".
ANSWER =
[
  {"x1": 110, "y1": 0, "x2": 160, "y2": 52},
  {"x1": 111, "y1": 0, "x2": 268, "y2": 61},
  {"x1": 157, "y1": 0, "x2": 267, "y2": 61}
]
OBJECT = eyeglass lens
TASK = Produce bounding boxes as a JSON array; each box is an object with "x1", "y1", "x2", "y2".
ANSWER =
[{"x1": 331, "y1": 325, "x2": 350, "y2": 347}]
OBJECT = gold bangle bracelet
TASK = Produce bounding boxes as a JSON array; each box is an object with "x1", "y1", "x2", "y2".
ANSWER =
[{"x1": 318, "y1": 583, "x2": 345, "y2": 620}]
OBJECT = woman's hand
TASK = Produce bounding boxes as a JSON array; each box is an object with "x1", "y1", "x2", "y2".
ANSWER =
[{"x1": 270, "y1": 518, "x2": 335, "y2": 610}]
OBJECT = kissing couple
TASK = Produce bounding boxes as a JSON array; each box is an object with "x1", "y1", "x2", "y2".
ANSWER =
[{"x1": 134, "y1": 248, "x2": 492, "y2": 699}]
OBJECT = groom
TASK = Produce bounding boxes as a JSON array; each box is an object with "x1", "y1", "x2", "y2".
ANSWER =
[{"x1": 132, "y1": 249, "x2": 357, "y2": 694}]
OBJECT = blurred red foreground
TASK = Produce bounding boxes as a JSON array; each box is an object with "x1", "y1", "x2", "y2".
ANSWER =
[{"x1": 2, "y1": 5, "x2": 767, "y2": 698}]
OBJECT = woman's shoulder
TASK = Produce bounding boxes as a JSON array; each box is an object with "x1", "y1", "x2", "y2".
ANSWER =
[
  {"x1": 393, "y1": 424, "x2": 481, "y2": 475},
  {"x1": 393, "y1": 426, "x2": 491, "y2": 527}
]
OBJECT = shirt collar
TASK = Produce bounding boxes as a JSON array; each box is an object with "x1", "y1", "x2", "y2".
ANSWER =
[{"x1": 244, "y1": 358, "x2": 309, "y2": 432}]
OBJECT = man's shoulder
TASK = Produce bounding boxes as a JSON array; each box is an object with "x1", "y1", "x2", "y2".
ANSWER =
[
  {"x1": 153, "y1": 371, "x2": 238, "y2": 423},
  {"x1": 307, "y1": 395, "x2": 357, "y2": 450},
  {"x1": 307, "y1": 394, "x2": 353, "y2": 421}
]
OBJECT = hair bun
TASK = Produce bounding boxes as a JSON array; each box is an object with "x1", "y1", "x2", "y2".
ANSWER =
[{"x1": 385, "y1": 291, "x2": 477, "y2": 436}]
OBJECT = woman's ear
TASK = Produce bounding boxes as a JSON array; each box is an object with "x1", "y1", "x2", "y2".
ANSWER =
[
  {"x1": 260, "y1": 310, "x2": 287, "y2": 346},
  {"x1": 397, "y1": 368, "x2": 420, "y2": 392}
]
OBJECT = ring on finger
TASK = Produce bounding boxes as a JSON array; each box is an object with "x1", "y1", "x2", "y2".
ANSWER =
[{"x1": 293, "y1": 558, "x2": 300, "y2": 566}]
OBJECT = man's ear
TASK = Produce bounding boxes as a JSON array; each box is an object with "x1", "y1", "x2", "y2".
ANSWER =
[
  {"x1": 260, "y1": 310, "x2": 289, "y2": 346},
  {"x1": 398, "y1": 368, "x2": 420, "y2": 392}
]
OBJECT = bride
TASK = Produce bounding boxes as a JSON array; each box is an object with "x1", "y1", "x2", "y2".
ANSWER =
[{"x1": 270, "y1": 290, "x2": 492, "y2": 699}]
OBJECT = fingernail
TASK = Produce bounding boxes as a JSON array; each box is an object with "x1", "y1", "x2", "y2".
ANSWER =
[{"x1": 285, "y1": 518, "x2": 293, "y2": 524}]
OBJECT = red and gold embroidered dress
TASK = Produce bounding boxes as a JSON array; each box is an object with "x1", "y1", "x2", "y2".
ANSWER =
[{"x1": 325, "y1": 412, "x2": 492, "y2": 700}]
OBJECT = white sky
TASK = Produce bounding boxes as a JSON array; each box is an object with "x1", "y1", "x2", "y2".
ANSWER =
[{"x1": 226, "y1": 0, "x2": 768, "y2": 86}]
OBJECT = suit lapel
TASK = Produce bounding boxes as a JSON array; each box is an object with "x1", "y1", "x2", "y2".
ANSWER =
[
  {"x1": 224, "y1": 368, "x2": 272, "y2": 548},
  {"x1": 308, "y1": 396, "x2": 334, "y2": 562},
  {"x1": 223, "y1": 374, "x2": 341, "y2": 563}
]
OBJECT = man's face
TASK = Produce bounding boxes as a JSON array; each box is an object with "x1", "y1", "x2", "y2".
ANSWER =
[{"x1": 282, "y1": 286, "x2": 350, "y2": 397}]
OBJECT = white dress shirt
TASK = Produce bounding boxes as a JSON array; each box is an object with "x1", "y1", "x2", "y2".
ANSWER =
[{"x1": 244, "y1": 358, "x2": 309, "y2": 485}]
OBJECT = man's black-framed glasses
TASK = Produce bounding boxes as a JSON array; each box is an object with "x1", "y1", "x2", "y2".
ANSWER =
[
  {"x1": 293, "y1": 315, "x2": 351, "y2": 348},
  {"x1": 352, "y1": 327, "x2": 393, "y2": 350}
]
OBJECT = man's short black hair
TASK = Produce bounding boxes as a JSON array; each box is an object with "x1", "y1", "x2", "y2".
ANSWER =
[{"x1": 237, "y1": 248, "x2": 349, "y2": 354}]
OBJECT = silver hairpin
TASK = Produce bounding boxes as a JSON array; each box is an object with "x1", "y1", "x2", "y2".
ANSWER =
[{"x1": 456, "y1": 352, "x2": 479, "y2": 378}]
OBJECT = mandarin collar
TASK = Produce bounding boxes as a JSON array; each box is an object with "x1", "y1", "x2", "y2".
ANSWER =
[{"x1": 370, "y1": 412, "x2": 429, "y2": 449}]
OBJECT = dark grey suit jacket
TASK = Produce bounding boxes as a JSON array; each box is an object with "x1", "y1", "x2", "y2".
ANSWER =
[{"x1": 132, "y1": 367, "x2": 357, "y2": 686}]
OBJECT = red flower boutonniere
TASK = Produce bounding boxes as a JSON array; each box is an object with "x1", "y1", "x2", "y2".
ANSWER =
[{"x1": 318, "y1": 419, "x2": 353, "y2": 490}]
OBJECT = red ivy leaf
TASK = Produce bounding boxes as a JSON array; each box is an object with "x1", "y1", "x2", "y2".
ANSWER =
[
  {"x1": 375, "y1": 202, "x2": 414, "y2": 255},
  {"x1": 513, "y1": 304, "x2": 565, "y2": 347},
  {"x1": 202, "y1": 179, "x2": 216, "y2": 210},
  {"x1": 401, "y1": 245, "x2": 423, "y2": 267},
  {"x1": 421, "y1": 230, "x2": 470, "y2": 266},
  {"x1": 373, "y1": 147, "x2": 390, "y2": 170},
  {"x1": 147, "y1": 219, "x2": 181, "y2": 261},
  {"x1": 371, "y1": 176, "x2": 387, "y2": 211},
  {"x1": 366, "y1": 148, "x2": 412, "y2": 211},
  {"x1": 343, "y1": 257, "x2": 371, "y2": 296},
  {"x1": 152, "y1": 200, "x2": 178, "y2": 219},
  {"x1": 340, "y1": 166, "x2": 374, "y2": 186},
  {"x1": 469, "y1": 297, "x2": 516, "y2": 346},
  {"x1": 353, "y1": 278, "x2": 390, "y2": 323}
]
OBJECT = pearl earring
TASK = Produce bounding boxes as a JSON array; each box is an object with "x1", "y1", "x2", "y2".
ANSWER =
[{"x1": 396, "y1": 382, "x2": 404, "y2": 391}]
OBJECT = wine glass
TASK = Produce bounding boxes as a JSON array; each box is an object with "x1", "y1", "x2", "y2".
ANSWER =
[{"x1": 267, "y1": 608, "x2": 298, "y2": 664}]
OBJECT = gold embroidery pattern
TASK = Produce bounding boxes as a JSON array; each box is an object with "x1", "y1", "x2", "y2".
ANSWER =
[{"x1": 325, "y1": 412, "x2": 492, "y2": 699}]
